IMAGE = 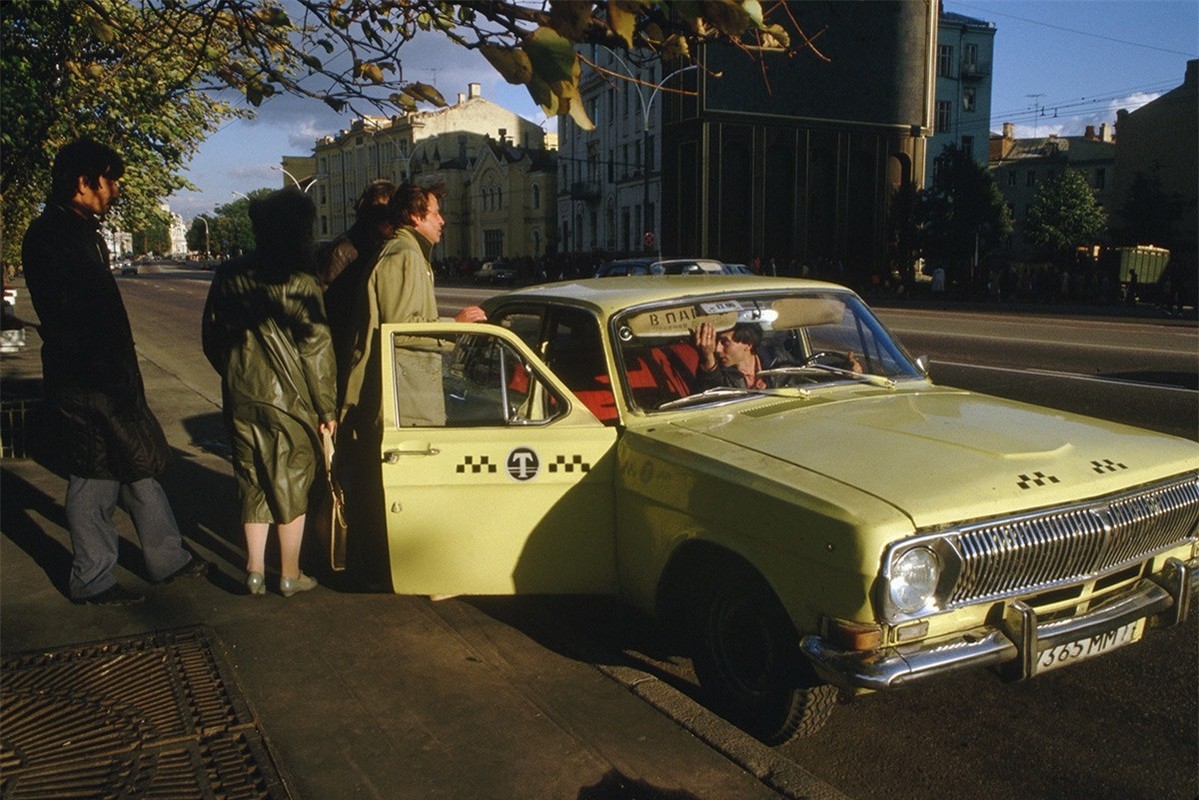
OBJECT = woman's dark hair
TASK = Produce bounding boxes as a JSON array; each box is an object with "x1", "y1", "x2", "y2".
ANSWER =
[
  {"x1": 249, "y1": 188, "x2": 317, "y2": 277},
  {"x1": 49, "y1": 138, "x2": 125, "y2": 203},
  {"x1": 389, "y1": 180, "x2": 446, "y2": 227},
  {"x1": 353, "y1": 179, "x2": 397, "y2": 217}
]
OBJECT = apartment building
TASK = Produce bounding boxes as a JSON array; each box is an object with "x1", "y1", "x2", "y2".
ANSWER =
[
  {"x1": 990, "y1": 122, "x2": 1117, "y2": 254},
  {"x1": 309, "y1": 84, "x2": 546, "y2": 243},
  {"x1": 927, "y1": 10, "x2": 997, "y2": 183}
]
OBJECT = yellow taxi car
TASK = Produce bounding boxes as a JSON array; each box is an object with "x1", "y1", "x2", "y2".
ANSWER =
[{"x1": 374, "y1": 276, "x2": 1198, "y2": 743}]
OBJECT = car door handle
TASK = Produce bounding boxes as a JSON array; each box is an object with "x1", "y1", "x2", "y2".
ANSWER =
[{"x1": 383, "y1": 444, "x2": 440, "y2": 463}]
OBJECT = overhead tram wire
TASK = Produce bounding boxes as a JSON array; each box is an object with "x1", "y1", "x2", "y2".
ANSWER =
[{"x1": 950, "y1": 1, "x2": 1198, "y2": 58}]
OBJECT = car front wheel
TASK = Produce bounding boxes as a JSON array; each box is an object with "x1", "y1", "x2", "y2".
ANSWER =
[{"x1": 691, "y1": 574, "x2": 837, "y2": 744}]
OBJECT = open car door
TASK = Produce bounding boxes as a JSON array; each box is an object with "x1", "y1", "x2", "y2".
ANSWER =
[{"x1": 378, "y1": 322, "x2": 619, "y2": 596}]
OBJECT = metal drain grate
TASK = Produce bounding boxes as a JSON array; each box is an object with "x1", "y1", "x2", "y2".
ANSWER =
[{"x1": 0, "y1": 625, "x2": 290, "y2": 800}]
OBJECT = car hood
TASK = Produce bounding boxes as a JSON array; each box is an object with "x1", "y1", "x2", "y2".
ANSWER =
[{"x1": 668, "y1": 386, "x2": 1199, "y2": 528}]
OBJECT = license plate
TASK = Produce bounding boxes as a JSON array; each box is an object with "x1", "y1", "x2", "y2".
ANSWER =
[{"x1": 1036, "y1": 618, "x2": 1146, "y2": 675}]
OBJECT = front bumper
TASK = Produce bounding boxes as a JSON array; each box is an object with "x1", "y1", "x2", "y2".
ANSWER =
[{"x1": 800, "y1": 557, "x2": 1197, "y2": 691}]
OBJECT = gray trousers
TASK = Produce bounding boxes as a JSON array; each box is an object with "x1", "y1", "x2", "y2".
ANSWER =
[{"x1": 65, "y1": 475, "x2": 191, "y2": 599}]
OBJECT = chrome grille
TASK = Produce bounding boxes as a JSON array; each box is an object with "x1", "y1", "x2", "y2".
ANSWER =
[{"x1": 948, "y1": 476, "x2": 1199, "y2": 606}]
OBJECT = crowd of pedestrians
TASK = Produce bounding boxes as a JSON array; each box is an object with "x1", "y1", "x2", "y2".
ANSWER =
[{"x1": 22, "y1": 138, "x2": 486, "y2": 603}]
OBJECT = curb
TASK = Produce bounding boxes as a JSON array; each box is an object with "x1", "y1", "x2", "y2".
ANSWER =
[{"x1": 597, "y1": 664, "x2": 853, "y2": 800}]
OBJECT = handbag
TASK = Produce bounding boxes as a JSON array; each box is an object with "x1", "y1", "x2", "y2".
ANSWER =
[{"x1": 322, "y1": 429, "x2": 348, "y2": 571}]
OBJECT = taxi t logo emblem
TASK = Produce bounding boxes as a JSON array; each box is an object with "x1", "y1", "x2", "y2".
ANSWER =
[{"x1": 507, "y1": 447, "x2": 539, "y2": 481}]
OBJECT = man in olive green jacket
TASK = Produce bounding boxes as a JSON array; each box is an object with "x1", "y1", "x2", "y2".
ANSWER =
[{"x1": 337, "y1": 182, "x2": 483, "y2": 586}]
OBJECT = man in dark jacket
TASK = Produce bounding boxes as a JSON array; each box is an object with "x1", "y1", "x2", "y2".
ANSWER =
[{"x1": 22, "y1": 138, "x2": 206, "y2": 605}]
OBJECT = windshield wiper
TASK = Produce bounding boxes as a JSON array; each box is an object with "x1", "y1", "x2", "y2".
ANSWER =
[
  {"x1": 656, "y1": 385, "x2": 807, "y2": 411},
  {"x1": 757, "y1": 364, "x2": 897, "y2": 389}
]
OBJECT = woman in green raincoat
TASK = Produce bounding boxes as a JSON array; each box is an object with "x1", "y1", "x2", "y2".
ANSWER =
[{"x1": 202, "y1": 189, "x2": 337, "y2": 597}]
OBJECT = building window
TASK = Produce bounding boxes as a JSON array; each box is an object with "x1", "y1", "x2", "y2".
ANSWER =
[
  {"x1": 1095, "y1": 168, "x2": 1106, "y2": 189},
  {"x1": 647, "y1": 135, "x2": 654, "y2": 172},
  {"x1": 961, "y1": 136, "x2": 973, "y2": 160},
  {"x1": 497, "y1": 188, "x2": 502, "y2": 209},
  {"x1": 937, "y1": 45, "x2": 953, "y2": 77},
  {"x1": 484, "y1": 229, "x2": 503, "y2": 259},
  {"x1": 532, "y1": 183, "x2": 540, "y2": 210},
  {"x1": 935, "y1": 101, "x2": 951, "y2": 134},
  {"x1": 320, "y1": 216, "x2": 328, "y2": 235},
  {"x1": 608, "y1": 149, "x2": 614, "y2": 182},
  {"x1": 963, "y1": 87, "x2": 976, "y2": 112},
  {"x1": 1008, "y1": 170, "x2": 1017, "y2": 187},
  {"x1": 963, "y1": 43, "x2": 978, "y2": 72},
  {"x1": 1026, "y1": 170, "x2": 1036, "y2": 187}
]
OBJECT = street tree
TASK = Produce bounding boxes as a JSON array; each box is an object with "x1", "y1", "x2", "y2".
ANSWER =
[
  {"x1": 131, "y1": 206, "x2": 173, "y2": 256},
  {"x1": 3, "y1": 0, "x2": 801, "y2": 268},
  {"x1": 1, "y1": 0, "x2": 244, "y2": 266},
  {"x1": 1026, "y1": 169, "x2": 1107, "y2": 265},
  {"x1": 916, "y1": 144, "x2": 1012, "y2": 288}
]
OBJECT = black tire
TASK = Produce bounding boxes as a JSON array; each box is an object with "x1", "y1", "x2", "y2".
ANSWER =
[{"x1": 691, "y1": 574, "x2": 837, "y2": 744}]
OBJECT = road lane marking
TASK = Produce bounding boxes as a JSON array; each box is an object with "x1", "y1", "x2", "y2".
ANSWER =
[{"x1": 933, "y1": 360, "x2": 1197, "y2": 394}]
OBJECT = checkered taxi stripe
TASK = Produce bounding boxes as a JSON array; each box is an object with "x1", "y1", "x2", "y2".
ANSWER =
[
  {"x1": 1017, "y1": 471, "x2": 1060, "y2": 490},
  {"x1": 549, "y1": 454, "x2": 590, "y2": 474},
  {"x1": 456, "y1": 455, "x2": 497, "y2": 474}
]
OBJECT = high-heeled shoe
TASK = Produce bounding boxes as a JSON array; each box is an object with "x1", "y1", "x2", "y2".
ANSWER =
[
  {"x1": 279, "y1": 573, "x2": 317, "y2": 597},
  {"x1": 246, "y1": 571, "x2": 266, "y2": 596}
]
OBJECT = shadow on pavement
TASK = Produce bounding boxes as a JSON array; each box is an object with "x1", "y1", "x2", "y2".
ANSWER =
[
  {"x1": 0, "y1": 469, "x2": 73, "y2": 598},
  {"x1": 465, "y1": 594, "x2": 709, "y2": 706}
]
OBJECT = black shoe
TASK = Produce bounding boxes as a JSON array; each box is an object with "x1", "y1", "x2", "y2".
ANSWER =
[
  {"x1": 156, "y1": 555, "x2": 209, "y2": 585},
  {"x1": 74, "y1": 584, "x2": 145, "y2": 606}
]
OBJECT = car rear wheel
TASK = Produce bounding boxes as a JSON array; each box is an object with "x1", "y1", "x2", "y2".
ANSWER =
[{"x1": 691, "y1": 574, "x2": 837, "y2": 744}]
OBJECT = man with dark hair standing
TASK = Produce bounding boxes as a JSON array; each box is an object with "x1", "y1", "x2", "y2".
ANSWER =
[
  {"x1": 338, "y1": 181, "x2": 483, "y2": 587},
  {"x1": 22, "y1": 138, "x2": 206, "y2": 605}
]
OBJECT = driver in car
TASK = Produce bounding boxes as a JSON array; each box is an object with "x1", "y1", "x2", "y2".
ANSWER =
[
  {"x1": 691, "y1": 320, "x2": 862, "y2": 391},
  {"x1": 692, "y1": 321, "x2": 769, "y2": 389}
]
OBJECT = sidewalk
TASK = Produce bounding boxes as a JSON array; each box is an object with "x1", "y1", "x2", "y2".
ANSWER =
[{"x1": 0, "y1": 274, "x2": 845, "y2": 800}]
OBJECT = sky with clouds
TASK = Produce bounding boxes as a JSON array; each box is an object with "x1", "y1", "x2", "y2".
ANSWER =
[{"x1": 168, "y1": 1, "x2": 1198, "y2": 220}]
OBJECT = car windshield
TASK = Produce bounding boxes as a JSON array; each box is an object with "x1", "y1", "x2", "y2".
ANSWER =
[{"x1": 610, "y1": 290, "x2": 924, "y2": 412}]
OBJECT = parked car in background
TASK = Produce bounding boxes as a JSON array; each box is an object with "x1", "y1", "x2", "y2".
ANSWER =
[
  {"x1": 594, "y1": 257, "x2": 727, "y2": 277},
  {"x1": 360, "y1": 276, "x2": 1199, "y2": 744},
  {"x1": 723, "y1": 263, "x2": 755, "y2": 275},
  {"x1": 473, "y1": 260, "x2": 517, "y2": 285},
  {"x1": 111, "y1": 259, "x2": 138, "y2": 276}
]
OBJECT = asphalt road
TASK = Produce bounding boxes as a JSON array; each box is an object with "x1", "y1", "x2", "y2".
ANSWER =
[{"x1": 119, "y1": 266, "x2": 1198, "y2": 800}]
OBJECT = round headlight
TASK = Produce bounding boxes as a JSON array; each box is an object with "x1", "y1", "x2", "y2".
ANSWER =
[{"x1": 889, "y1": 547, "x2": 940, "y2": 613}]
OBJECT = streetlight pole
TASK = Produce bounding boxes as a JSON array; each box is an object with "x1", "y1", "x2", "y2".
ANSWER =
[
  {"x1": 196, "y1": 216, "x2": 209, "y2": 260},
  {"x1": 272, "y1": 165, "x2": 311, "y2": 191},
  {"x1": 598, "y1": 47, "x2": 697, "y2": 259}
]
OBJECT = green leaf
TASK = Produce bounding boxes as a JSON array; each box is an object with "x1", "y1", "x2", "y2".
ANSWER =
[
  {"x1": 608, "y1": 1, "x2": 639, "y2": 48},
  {"x1": 524, "y1": 27, "x2": 577, "y2": 84},
  {"x1": 87, "y1": 16, "x2": 116, "y2": 43},
  {"x1": 390, "y1": 93, "x2": 417, "y2": 112},
  {"x1": 480, "y1": 44, "x2": 533, "y2": 85},
  {"x1": 526, "y1": 73, "x2": 559, "y2": 116},
  {"x1": 403, "y1": 82, "x2": 447, "y2": 107},
  {"x1": 549, "y1": 1, "x2": 592, "y2": 40},
  {"x1": 762, "y1": 23, "x2": 789, "y2": 49}
]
